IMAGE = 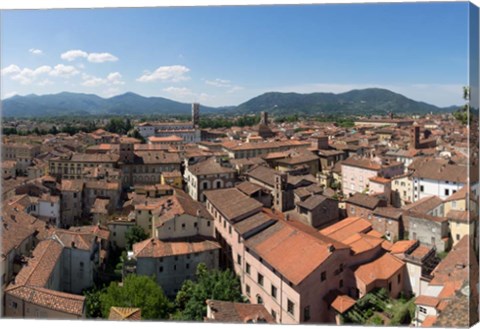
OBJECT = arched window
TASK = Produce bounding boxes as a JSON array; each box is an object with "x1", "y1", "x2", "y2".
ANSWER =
[{"x1": 256, "y1": 295, "x2": 263, "y2": 304}]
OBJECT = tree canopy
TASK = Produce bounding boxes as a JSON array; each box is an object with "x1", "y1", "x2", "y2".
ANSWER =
[
  {"x1": 98, "y1": 275, "x2": 172, "y2": 320},
  {"x1": 173, "y1": 263, "x2": 244, "y2": 321},
  {"x1": 125, "y1": 225, "x2": 148, "y2": 250}
]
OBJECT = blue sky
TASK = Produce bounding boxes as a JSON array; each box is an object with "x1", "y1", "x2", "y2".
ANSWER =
[{"x1": 0, "y1": 2, "x2": 470, "y2": 107}]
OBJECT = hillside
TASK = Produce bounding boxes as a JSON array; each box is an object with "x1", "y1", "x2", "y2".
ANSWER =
[
  {"x1": 233, "y1": 88, "x2": 453, "y2": 116},
  {"x1": 1, "y1": 88, "x2": 457, "y2": 118}
]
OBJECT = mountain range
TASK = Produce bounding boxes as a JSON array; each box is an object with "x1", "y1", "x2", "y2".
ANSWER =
[{"x1": 1, "y1": 88, "x2": 458, "y2": 118}]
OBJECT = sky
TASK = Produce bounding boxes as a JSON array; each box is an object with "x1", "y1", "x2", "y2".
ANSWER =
[{"x1": 0, "y1": 2, "x2": 470, "y2": 107}]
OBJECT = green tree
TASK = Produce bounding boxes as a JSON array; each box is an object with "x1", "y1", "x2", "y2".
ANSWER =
[
  {"x1": 174, "y1": 263, "x2": 244, "y2": 321},
  {"x1": 84, "y1": 286, "x2": 105, "y2": 319},
  {"x1": 99, "y1": 275, "x2": 172, "y2": 319},
  {"x1": 125, "y1": 225, "x2": 148, "y2": 250},
  {"x1": 453, "y1": 86, "x2": 471, "y2": 125}
]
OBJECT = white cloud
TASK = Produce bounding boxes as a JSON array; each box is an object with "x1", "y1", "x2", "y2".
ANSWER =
[
  {"x1": 61, "y1": 49, "x2": 88, "y2": 61},
  {"x1": 29, "y1": 48, "x2": 43, "y2": 55},
  {"x1": 82, "y1": 72, "x2": 125, "y2": 87},
  {"x1": 38, "y1": 79, "x2": 54, "y2": 86},
  {"x1": 49, "y1": 64, "x2": 79, "y2": 77},
  {"x1": 137, "y1": 65, "x2": 190, "y2": 83},
  {"x1": 87, "y1": 52, "x2": 118, "y2": 63},
  {"x1": 61, "y1": 50, "x2": 118, "y2": 63},
  {"x1": 205, "y1": 78, "x2": 231, "y2": 88},
  {"x1": 1, "y1": 64, "x2": 21, "y2": 76},
  {"x1": 106, "y1": 72, "x2": 124, "y2": 85},
  {"x1": 227, "y1": 86, "x2": 244, "y2": 93},
  {"x1": 103, "y1": 87, "x2": 121, "y2": 98}
]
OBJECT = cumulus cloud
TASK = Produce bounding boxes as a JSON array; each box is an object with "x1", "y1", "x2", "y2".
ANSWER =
[
  {"x1": 49, "y1": 64, "x2": 79, "y2": 77},
  {"x1": 205, "y1": 78, "x2": 231, "y2": 88},
  {"x1": 29, "y1": 48, "x2": 43, "y2": 55},
  {"x1": 1, "y1": 64, "x2": 22, "y2": 76},
  {"x1": 61, "y1": 49, "x2": 118, "y2": 63},
  {"x1": 87, "y1": 52, "x2": 118, "y2": 63},
  {"x1": 137, "y1": 65, "x2": 190, "y2": 83},
  {"x1": 61, "y1": 49, "x2": 88, "y2": 61},
  {"x1": 82, "y1": 72, "x2": 125, "y2": 87}
]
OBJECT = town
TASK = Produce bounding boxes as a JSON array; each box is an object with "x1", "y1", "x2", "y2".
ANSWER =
[{"x1": 1, "y1": 103, "x2": 478, "y2": 326}]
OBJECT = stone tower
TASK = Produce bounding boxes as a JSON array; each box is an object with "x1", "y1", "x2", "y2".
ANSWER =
[
  {"x1": 410, "y1": 126, "x2": 420, "y2": 150},
  {"x1": 273, "y1": 172, "x2": 288, "y2": 212},
  {"x1": 192, "y1": 103, "x2": 200, "y2": 127}
]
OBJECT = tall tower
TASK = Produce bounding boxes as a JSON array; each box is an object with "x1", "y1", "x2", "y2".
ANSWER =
[
  {"x1": 410, "y1": 126, "x2": 420, "y2": 150},
  {"x1": 192, "y1": 103, "x2": 200, "y2": 127},
  {"x1": 260, "y1": 111, "x2": 268, "y2": 125},
  {"x1": 273, "y1": 172, "x2": 288, "y2": 212}
]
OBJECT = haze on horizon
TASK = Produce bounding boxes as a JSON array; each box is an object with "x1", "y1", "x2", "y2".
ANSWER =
[{"x1": 0, "y1": 2, "x2": 469, "y2": 108}]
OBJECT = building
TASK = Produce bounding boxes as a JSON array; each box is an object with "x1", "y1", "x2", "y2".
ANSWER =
[
  {"x1": 205, "y1": 299, "x2": 276, "y2": 323},
  {"x1": 295, "y1": 195, "x2": 339, "y2": 228},
  {"x1": 184, "y1": 157, "x2": 237, "y2": 202},
  {"x1": 341, "y1": 156, "x2": 404, "y2": 197},
  {"x1": 132, "y1": 237, "x2": 221, "y2": 297}
]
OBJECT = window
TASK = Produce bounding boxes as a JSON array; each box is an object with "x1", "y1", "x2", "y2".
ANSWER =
[
  {"x1": 419, "y1": 306, "x2": 427, "y2": 314},
  {"x1": 229, "y1": 225, "x2": 232, "y2": 235},
  {"x1": 194, "y1": 222, "x2": 198, "y2": 228},
  {"x1": 397, "y1": 274, "x2": 401, "y2": 284},
  {"x1": 271, "y1": 285, "x2": 277, "y2": 299},
  {"x1": 388, "y1": 282, "x2": 392, "y2": 292},
  {"x1": 287, "y1": 300, "x2": 294, "y2": 316},
  {"x1": 159, "y1": 266, "x2": 163, "y2": 272},
  {"x1": 445, "y1": 189, "x2": 450, "y2": 196},
  {"x1": 271, "y1": 310, "x2": 277, "y2": 320},
  {"x1": 186, "y1": 263, "x2": 190, "y2": 269},
  {"x1": 457, "y1": 234, "x2": 460, "y2": 241},
  {"x1": 182, "y1": 223, "x2": 186, "y2": 230},
  {"x1": 207, "y1": 221, "x2": 211, "y2": 227},
  {"x1": 452, "y1": 201, "x2": 457, "y2": 209},
  {"x1": 246, "y1": 284, "x2": 251, "y2": 296},
  {"x1": 12, "y1": 301, "x2": 18, "y2": 309},
  {"x1": 304, "y1": 306, "x2": 311, "y2": 321},
  {"x1": 257, "y1": 273, "x2": 264, "y2": 286},
  {"x1": 350, "y1": 206, "x2": 355, "y2": 214},
  {"x1": 321, "y1": 271, "x2": 327, "y2": 282},
  {"x1": 257, "y1": 295, "x2": 263, "y2": 304},
  {"x1": 246, "y1": 263, "x2": 251, "y2": 275},
  {"x1": 420, "y1": 185, "x2": 424, "y2": 192},
  {"x1": 173, "y1": 265, "x2": 177, "y2": 271},
  {"x1": 174, "y1": 256, "x2": 179, "y2": 261},
  {"x1": 339, "y1": 279, "x2": 344, "y2": 288},
  {"x1": 237, "y1": 254, "x2": 242, "y2": 265}
]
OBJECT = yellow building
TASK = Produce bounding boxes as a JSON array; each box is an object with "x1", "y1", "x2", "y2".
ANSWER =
[{"x1": 160, "y1": 170, "x2": 183, "y2": 188}]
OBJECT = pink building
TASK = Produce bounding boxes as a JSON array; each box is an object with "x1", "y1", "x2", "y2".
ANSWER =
[
  {"x1": 205, "y1": 188, "x2": 408, "y2": 324},
  {"x1": 341, "y1": 156, "x2": 403, "y2": 197}
]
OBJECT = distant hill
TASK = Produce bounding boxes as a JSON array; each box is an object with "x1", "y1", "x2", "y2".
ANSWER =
[
  {"x1": 1, "y1": 92, "x2": 218, "y2": 117},
  {"x1": 1, "y1": 88, "x2": 458, "y2": 118},
  {"x1": 233, "y1": 88, "x2": 456, "y2": 116}
]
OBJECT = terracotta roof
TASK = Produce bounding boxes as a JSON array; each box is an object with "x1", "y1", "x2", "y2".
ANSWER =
[
  {"x1": 422, "y1": 315, "x2": 438, "y2": 327},
  {"x1": 205, "y1": 300, "x2": 275, "y2": 323},
  {"x1": 68, "y1": 225, "x2": 111, "y2": 241},
  {"x1": 373, "y1": 207, "x2": 403, "y2": 220},
  {"x1": 245, "y1": 219, "x2": 348, "y2": 285},
  {"x1": 415, "y1": 295, "x2": 440, "y2": 308},
  {"x1": 204, "y1": 188, "x2": 263, "y2": 222},
  {"x1": 234, "y1": 211, "x2": 277, "y2": 237},
  {"x1": 389, "y1": 240, "x2": 418, "y2": 254},
  {"x1": 133, "y1": 237, "x2": 221, "y2": 258},
  {"x1": 324, "y1": 290, "x2": 357, "y2": 314},
  {"x1": 108, "y1": 307, "x2": 142, "y2": 320},
  {"x1": 354, "y1": 253, "x2": 405, "y2": 286},
  {"x1": 61, "y1": 179, "x2": 84, "y2": 191},
  {"x1": 297, "y1": 194, "x2": 329, "y2": 211},
  {"x1": 320, "y1": 217, "x2": 372, "y2": 242},
  {"x1": 412, "y1": 160, "x2": 470, "y2": 183},
  {"x1": 148, "y1": 135, "x2": 184, "y2": 143},
  {"x1": 54, "y1": 230, "x2": 97, "y2": 250},
  {"x1": 187, "y1": 157, "x2": 236, "y2": 176},
  {"x1": 404, "y1": 196, "x2": 443, "y2": 214},
  {"x1": 446, "y1": 210, "x2": 470, "y2": 223},
  {"x1": 236, "y1": 181, "x2": 263, "y2": 196},
  {"x1": 430, "y1": 235, "x2": 477, "y2": 286},
  {"x1": 153, "y1": 190, "x2": 212, "y2": 226},
  {"x1": 13, "y1": 239, "x2": 63, "y2": 287},
  {"x1": 346, "y1": 193, "x2": 383, "y2": 210},
  {"x1": 5, "y1": 285, "x2": 85, "y2": 316}
]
